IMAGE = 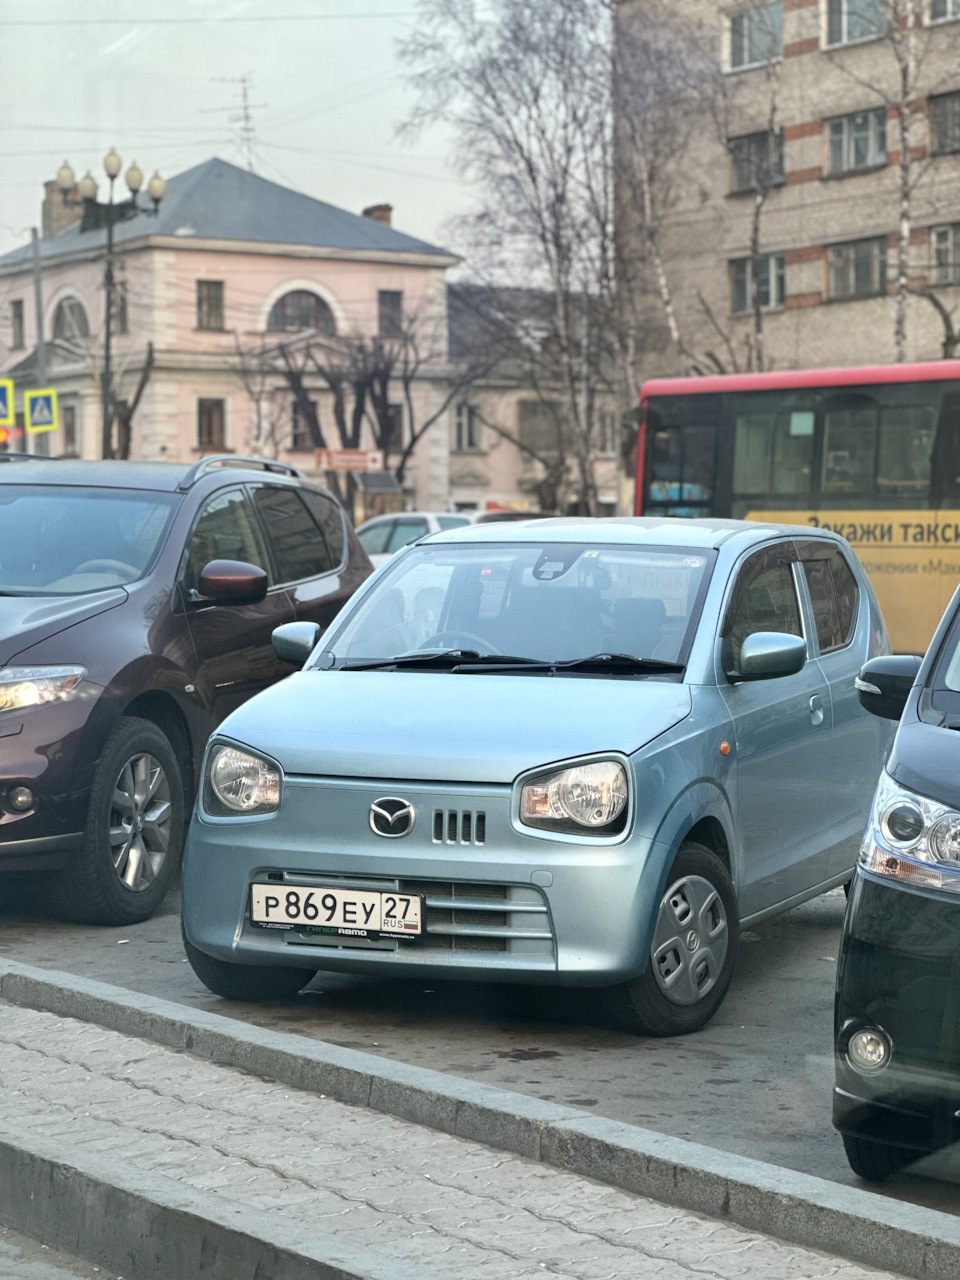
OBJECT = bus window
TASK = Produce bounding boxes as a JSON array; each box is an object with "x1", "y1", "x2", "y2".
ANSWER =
[
  {"x1": 823, "y1": 400, "x2": 878, "y2": 493},
  {"x1": 647, "y1": 422, "x2": 716, "y2": 514},
  {"x1": 732, "y1": 407, "x2": 813, "y2": 513},
  {"x1": 877, "y1": 406, "x2": 935, "y2": 492}
]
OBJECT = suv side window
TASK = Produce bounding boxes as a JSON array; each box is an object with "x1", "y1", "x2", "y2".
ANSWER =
[
  {"x1": 300, "y1": 489, "x2": 346, "y2": 568},
  {"x1": 252, "y1": 485, "x2": 334, "y2": 583},
  {"x1": 722, "y1": 543, "x2": 803, "y2": 671},
  {"x1": 184, "y1": 488, "x2": 270, "y2": 591},
  {"x1": 797, "y1": 542, "x2": 860, "y2": 653}
]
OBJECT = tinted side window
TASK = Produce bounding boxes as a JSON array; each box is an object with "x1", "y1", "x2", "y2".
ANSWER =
[
  {"x1": 830, "y1": 552, "x2": 860, "y2": 644},
  {"x1": 300, "y1": 489, "x2": 345, "y2": 567},
  {"x1": 357, "y1": 521, "x2": 393, "y2": 555},
  {"x1": 802, "y1": 559, "x2": 844, "y2": 652},
  {"x1": 184, "y1": 488, "x2": 270, "y2": 591},
  {"x1": 252, "y1": 486, "x2": 333, "y2": 583},
  {"x1": 722, "y1": 544, "x2": 802, "y2": 670}
]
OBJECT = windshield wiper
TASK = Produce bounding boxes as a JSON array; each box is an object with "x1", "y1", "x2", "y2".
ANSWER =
[
  {"x1": 337, "y1": 649, "x2": 544, "y2": 672},
  {"x1": 456, "y1": 652, "x2": 685, "y2": 675}
]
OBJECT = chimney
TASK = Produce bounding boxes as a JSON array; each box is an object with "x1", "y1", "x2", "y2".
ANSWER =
[
  {"x1": 362, "y1": 203, "x2": 393, "y2": 227},
  {"x1": 42, "y1": 179, "x2": 83, "y2": 238}
]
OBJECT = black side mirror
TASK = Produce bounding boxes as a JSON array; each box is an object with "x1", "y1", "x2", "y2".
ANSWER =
[
  {"x1": 727, "y1": 631, "x2": 807, "y2": 683},
  {"x1": 856, "y1": 654, "x2": 923, "y2": 720},
  {"x1": 272, "y1": 621, "x2": 321, "y2": 668},
  {"x1": 197, "y1": 560, "x2": 268, "y2": 606}
]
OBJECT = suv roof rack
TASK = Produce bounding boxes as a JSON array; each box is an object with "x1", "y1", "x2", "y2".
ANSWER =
[{"x1": 177, "y1": 455, "x2": 307, "y2": 491}]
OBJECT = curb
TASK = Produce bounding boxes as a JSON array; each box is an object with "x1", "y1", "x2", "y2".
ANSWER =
[
  {"x1": 0, "y1": 958, "x2": 957, "y2": 1279},
  {"x1": 0, "y1": 1114, "x2": 419, "y2": 1280}
]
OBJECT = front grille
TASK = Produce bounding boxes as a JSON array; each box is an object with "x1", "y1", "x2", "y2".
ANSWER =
[{"x1": 433, "y1": 809, "x2": 485, "y2": 845}]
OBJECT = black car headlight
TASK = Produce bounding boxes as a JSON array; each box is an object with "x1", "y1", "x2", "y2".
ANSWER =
[
  {"x1": 861, "y1": 772, "x2": 960, "y2": 890},
  {"x1": 203, "y1": 743, "x2": 281, "y2": 817},
  {"x1": 519, "y1": 759, "x2": 628, "y2": 836}
]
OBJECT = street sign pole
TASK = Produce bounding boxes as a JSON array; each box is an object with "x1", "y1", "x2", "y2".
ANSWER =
[{"x1": 30, "y1": 229, "x2": 47, "y2": 457}]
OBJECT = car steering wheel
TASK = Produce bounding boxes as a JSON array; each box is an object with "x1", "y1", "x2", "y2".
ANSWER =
[
  {"x1": 73, "y1": 558, "x2": 138, "y2": 577},
  {"x1": 418, "y1": 629, "x2": 499, "y2": 656}
]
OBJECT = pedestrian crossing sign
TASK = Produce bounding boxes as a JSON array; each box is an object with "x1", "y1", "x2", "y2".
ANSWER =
[
  {"x1": 0, "y1": 380, "x2": 12, "y2": 428},
  {"x1": 25, "y1": 389, "x2": 58, "y2": 435}
]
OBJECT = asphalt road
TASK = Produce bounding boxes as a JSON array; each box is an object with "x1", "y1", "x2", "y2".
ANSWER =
[
  {"x1": 0, "y1": 879, "x2": 956, "y2": 1216},
  {"x1": 0, "y1": 1225, "x2": 120, "y2": 1280}
]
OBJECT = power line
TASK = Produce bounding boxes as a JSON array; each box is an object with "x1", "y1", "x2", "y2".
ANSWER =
[{"x1": 0, "y1": 12, "x2": 416, "y2": 26}]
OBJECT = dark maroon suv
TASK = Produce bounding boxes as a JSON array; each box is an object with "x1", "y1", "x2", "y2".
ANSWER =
[{"x1": 0, "y1": 455, "x2": 371, "y2": 925}]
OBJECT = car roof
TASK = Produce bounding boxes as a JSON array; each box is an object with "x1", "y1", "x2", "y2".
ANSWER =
[{"x1": 424, "y1": 516, "x2": 846, "y2": 550}]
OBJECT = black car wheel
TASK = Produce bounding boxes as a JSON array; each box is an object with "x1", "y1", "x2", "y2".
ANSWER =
[
  {"x1": 842, "y1": 1134, "x2": 925, "y2": 1182},
  {"x1": 606, "y1": 842, "x2": 739, "y2": 1037},
  {"x1": 183, "y1": 932, "x2": 316, "y2": 1002},
  {"x1": 51, "y1": 716, "x2": 185, "y2": 926}
]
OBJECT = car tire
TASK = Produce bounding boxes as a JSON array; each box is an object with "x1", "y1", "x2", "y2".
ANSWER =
[
  {"x1": 50, "y1": 716, "x2": 185, "y2": 926},
  {"x1": 183, "y1": 933, "x2": 316, "y2": 1002},
  {"x1": 842, "y1": 1134, "x2": 925, "y2": 1182},
  {"x1": 606, "y1": 841, "x2": 739, "y2": 1037}
]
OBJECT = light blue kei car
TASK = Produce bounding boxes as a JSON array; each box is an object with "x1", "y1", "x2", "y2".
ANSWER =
[{"x1": 181, "y1": 517, "x2": 893, "y2": 1036}]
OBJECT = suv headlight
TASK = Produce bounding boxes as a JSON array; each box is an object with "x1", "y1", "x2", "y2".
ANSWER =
[
  {"x1": 520, "y1": 760, "x2": 628, "y2": 835},
  {"x1": 861, "y1": 772, "x2": 960, "y2": 891},
  {"x1": 0, "y1": 666, "x2": 85, "y2": 714},
  {"x1": 203, "y1": 743, "x2": 281, "y2": 817}
]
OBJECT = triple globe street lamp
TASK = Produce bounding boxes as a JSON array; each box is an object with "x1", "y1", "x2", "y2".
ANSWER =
[{"x1": 55, "y1": 150, "x2": 167, "y2": 458}]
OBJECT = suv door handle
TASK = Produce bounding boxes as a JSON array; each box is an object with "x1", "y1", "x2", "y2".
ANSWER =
[{"x1": 809, "y1": 694, "x2": 825, "y2": 726}]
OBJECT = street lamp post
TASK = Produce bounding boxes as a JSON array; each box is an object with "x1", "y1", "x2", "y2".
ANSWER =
[{"x1": 57, "y1": 151, "x2": 166, "y2": 459}]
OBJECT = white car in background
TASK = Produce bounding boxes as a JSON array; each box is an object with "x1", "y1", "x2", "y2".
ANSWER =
[{"x1": 355, "y1": 512, "x2": 473, "y2": 567}]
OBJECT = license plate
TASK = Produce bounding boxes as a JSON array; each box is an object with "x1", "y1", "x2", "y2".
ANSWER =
[{"x1": 250, "y1": 884, "x2": 422, "y2": 937}]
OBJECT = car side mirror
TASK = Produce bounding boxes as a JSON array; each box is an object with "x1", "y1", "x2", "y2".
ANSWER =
[
  {"x1": 856, "y1": 654, "x2": 923, "y2": 720},
  {"x1": 729, "y1": 632, "x2": 807, "y2": 682},
  {"x1": 272, "y1": 621, "x2": 321, "y2": 668},
  {"x1": 197, "y1": 560, "x2": 268, "y2": 606}
]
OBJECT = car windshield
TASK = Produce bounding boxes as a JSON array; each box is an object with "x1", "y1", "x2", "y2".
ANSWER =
[
  {"x1": 325, "y1": 542, "x2": 713, "y2": 669},
  {"x1": 0, "y1": 485, "x2": 177, "y2": 596}
]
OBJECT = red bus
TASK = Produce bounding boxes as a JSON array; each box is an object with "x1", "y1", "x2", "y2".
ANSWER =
[{"x1": 635, "y1": 362, "x2": 960, "y2": 653}]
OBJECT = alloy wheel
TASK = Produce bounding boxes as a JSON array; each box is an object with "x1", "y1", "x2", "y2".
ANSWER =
[
  {"x1": 651, "y1": 873, "x2": 728, "y2": 1006},
  {"x1": 109, "y1": 752, "x2": 172, "y2": 892}
]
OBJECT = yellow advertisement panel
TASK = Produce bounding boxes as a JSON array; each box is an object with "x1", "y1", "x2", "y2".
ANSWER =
[{"x1": 747, "y1": 510, "x2": 960, "y2": 656}]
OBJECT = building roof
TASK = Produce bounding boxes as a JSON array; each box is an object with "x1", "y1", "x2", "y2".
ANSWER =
[{"x1": 0, "y1": 158, "x2": 455, "y2": 269}]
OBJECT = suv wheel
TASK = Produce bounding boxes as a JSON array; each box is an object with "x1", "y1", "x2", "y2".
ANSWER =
[
  {"x1": 842, "y1": 1134, "x2": 925, "y2": 1182},
  {"x1": 183, "y1": 932, "x2": 316, "y2": 1002},
  {"x1": 51, "y1": 716, "x2": 185, "y2": 926},
  {"x1": 606, "y1": 841, "x2": 739, "y2": 1036}
]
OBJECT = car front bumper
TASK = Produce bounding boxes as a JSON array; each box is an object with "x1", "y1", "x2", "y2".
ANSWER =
[
  {"x1": 833, "y1": 870, "x2": 960, "y2": 1153},
  {"x1": 182, "y1": 773, "x2": 672, "y2": 986}
]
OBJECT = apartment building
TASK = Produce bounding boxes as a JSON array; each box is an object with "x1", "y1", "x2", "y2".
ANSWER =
[{"x1": 615, "y1": 0, "x2": 960, "y2": 374}]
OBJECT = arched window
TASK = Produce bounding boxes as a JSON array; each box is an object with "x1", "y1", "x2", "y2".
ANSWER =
[
  {"x1": 52, "y1": 297, "x2": 90, "y2": 341},
  {"x1": 266, "y1": 290, "x2": 335, "y2": 335}
]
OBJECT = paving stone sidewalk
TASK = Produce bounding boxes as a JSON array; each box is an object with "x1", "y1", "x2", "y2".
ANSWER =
[{"x1": 0, "y1": 1001, "x2": 903, "y2": 1280}]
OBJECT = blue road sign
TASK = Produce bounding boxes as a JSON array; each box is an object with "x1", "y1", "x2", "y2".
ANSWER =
[
  {"x1": 0, "y1": 380, "x2": 12, "y2": 427},
  {"x1": 25, "y1": 389, "x2": 58, "y2": 434}
]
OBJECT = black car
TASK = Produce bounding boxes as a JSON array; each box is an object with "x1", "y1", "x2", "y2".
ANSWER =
[
  {"x1": 833, "y1": 595, "x2": 960, "y2": 1180},
  {"x1": 0, "y1": 455, "x2": 371, "y2": 926}
]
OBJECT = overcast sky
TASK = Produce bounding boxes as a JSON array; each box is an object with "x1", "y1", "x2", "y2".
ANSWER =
[{"x1": 0, "y1": 0, "x2": 475, "y2": 258}]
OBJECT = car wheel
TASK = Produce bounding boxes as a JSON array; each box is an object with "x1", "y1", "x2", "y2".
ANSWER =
[
  {"x1": 183, "y1": 933, "x2": 316, "y2": 1002},
  {"x1": 842, "y1": 1134, "x2": 925, "y2": 1182},
  {"x1": 50, "y1": 716, "x2": 185, "y2": 926},
  {"x1": 606, "y1": 841, "x2": 739, "y2": 1037}
]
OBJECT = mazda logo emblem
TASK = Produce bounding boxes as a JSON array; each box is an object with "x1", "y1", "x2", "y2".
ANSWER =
[{"x1": 369, "y1": 797, "x2": 415, "y2": 838}]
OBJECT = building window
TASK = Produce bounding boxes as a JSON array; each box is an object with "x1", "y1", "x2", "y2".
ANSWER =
[
  {"x1": 113, "y1": 281, "x2": 128, "y2": 334},
  {"x1": 518, "y1": 400, "x2": 563, "y2": 455},
  {"x1": 378, "y1": 290, "x2": 404, "y2": 339},
  {"x1": 596, "y1": 411, "x2": 618, "y2": 456},
  {"x1": 454, "y1": 403, "x2": 481, "y2": 452},
  {"x1": 381, "y1": 403, "x2": 404, "y2": 452},
  {"x1": 826, "y1": 0, "x2": 885, "y2": 46},
  {"x1": 931, "y1": 91, "x2": 960, "y2": 154},
  {"x1": 731, "y1": 253, "x2": 786, "y2": 313},
  {"x1": 934, "y1": 225, "x2": 960, "y2": 284},
  {"x1": 291, "y1": 400, "x2": 314, "y2": 451},
  {"x1": 932, "y1": 0, "x2": 960, "y2": 19},
  {"x1": 829, "y1": 108, "x2": 886, "y2": 173},
  {"x1": 267, "y1": 290, "x2": 335, "y2": 334},
  {"x1": 729, "y1": 130, "x2": 785, "y2": 193},
  {"x1": 10, "y1": 300, "x2": 23, "y2": 350},
  {"x1": 729, "y1": 2, "x2": 783, "y2": 70},
  {"x1": 828, "y1": 237, "x2": 888, "y2": 299},
  {"x1": 197, "y1": 398, "x2": 226, "y2": 449},
  {"x1": 52, "y1": 297, "x2": 90, "y2": 341},
  {"x1": 197, "y1": 280, "x2": 224, "y2": 331},
  {"x1": 62, "y1": 404, "x2": 77, "y2": 455}
]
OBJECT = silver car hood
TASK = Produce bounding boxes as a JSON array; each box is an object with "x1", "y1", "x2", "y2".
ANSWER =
[{"x1": 218, "y1": 669, "x2": 692, "y2": 784}]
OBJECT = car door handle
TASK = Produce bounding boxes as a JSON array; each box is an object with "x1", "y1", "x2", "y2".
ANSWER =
[{"x1": 809, "y1": 694, "x2": 825, "y2": 726}]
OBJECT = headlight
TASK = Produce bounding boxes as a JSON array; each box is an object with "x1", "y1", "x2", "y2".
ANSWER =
[
  {"x1": 203, "y1": 743, "x2": 280, "y2": 817},
  {"x1": 520, "y1": 760, "x2": 628, "y2": 835},
  {"x1": 0, "y1": 666, "x2": 85, "y2": 715},
  {"x1": 860, "y1": 772, "x2": 960, "y2": 892}
]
